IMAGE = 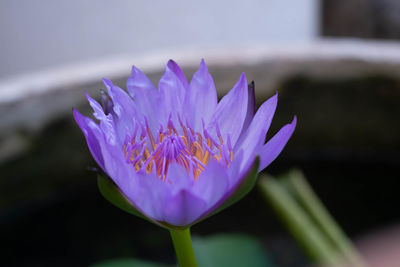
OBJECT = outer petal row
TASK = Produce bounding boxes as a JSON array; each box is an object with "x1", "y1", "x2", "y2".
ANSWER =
[
  {"x1": 73, "y1": 109, "x2": 105, "y2": 170},
  {"x1": 122, "y1": 159, "x2": 229, "y2": 226}
]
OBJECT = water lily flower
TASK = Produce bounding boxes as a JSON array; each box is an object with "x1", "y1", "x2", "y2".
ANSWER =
[{"x1": 73, "y1": 59, "x2": 296, "y2": 229}]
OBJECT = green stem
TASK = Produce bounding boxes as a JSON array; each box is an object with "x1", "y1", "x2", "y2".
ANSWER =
[{"x1": 170, "y1": 228, "x2": 198, "y2": 267}]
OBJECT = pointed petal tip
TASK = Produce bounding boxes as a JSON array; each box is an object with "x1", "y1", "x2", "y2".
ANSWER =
[
  {"x1": 248, "y1": 80, "x2": 255, "y2": 89},
  {"x1": 258, "y1": 115, "x2": 297, "y2": 172},
  {"x1": 257, "y1": 92, "x2": 278, "y2": 113},
  {"x1": 164, "y1": 59, "x2": 178, "y2": 74},
  {"x1": 130, "y1": 65, "x2": 141, "y2": 76},
  {"x1": 238, "y1": 72, "x2": 248, "y2": 86},
  {"x1": 72, "y1": 107, "x2": 80, "y2": 119},
  {"x1": 166, "y1": 59, "x2": 178, "y2": 69},
  {"x1": 291, "y1": 115, "x2": 297, "y2": 126},
  {"x1": 84, "y1": 91, "x2": 92, "y2": 101},
  {"x1": 102, "y1": 78, "x2": 112, "y2": 88},
  {"x1": 72, "y1": 108, "x2": 87, "y2": 129},
  {"x1": 269, "y1": 92, "x2": 278, "y2": 107},
  {"x1": 199, "y1": 58, "x2": 208, "y2": 70}
]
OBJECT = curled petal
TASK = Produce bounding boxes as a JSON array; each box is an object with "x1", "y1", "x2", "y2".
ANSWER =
[
  {"x1": 103, "y1": 78, "x2": 138, "y2": 140},
  {"x1": 85, "y1": 92, "x2": 116, "y2": 145},
  {"x1": 85, "y1": 91, "x2": 107, "y2": 122},
  {"x1": 73, "y1": 109, "x2": 105, "y2": 170}
]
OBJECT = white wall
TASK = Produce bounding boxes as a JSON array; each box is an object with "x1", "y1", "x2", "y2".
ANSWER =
[{"x1": 0, "y1": 0, "x2": 319, "y2": 78}]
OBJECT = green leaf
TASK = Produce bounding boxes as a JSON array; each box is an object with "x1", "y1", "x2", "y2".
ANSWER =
[
  {"x1": 193, "y1": 233, "x2": 275, "y2": 267},
  {"x1": 92, "y1": 258, "x2": 172, "y2": 267},
  {"x1": 97, "y1": 175, "x2": 147, "y2": 220}
]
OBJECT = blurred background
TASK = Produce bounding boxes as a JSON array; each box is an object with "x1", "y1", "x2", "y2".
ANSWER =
[{"x1": 1, "y1": 0, "x2": 400, "y2": 266}]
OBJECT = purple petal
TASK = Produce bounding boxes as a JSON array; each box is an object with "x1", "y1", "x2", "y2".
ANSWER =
[
  {"x1": 123, "y1": 160, "x2": 229, "y2": 226},
  {"x1": 93, "y1": 137, "x2": 162, "y2": 222},
  {"x1": 158, "y1": 60, "x2": 187, "y2": 124},
  {"x1": 119, "y1": 163, "x2": 196, "y2": 225},
  {"x1": 194, "y1": 150, "x2": 250, "y2": 222},
  {"x1": 163, "y1": 163, "x2": 193, "y2": 194},
  {"x1": 126, "y1": 65, "x2": 158, "y2": 98},
  {"x1": 85, "y1": 92, "x2": 117, "y2": 145},
  {"x1": 73, "y1": 108, "x2": 105, "y2": 170},
  {"x1": 100, "y1": 148, "x2": 175, "y2": 228},
  {"x1": 259, "y1": 116, "x2": 297, "y2": 171},
  {"x1": 85, "y1": 91, "x2": 107, "y2": 122},
  {"x1": 240, "y1": 81, "x2": 256, "y2": 135},
  {"x1": 103, "y1": 78, "x2": 136, "y2": 118},
  {"x1": 191, "y1": 158, "x2": 229, "y2": 207},
  {"x1": 167, "y1": 59, "x2": 189, "y2": 90},
  {"x1": 135, "y1": 162, "x2": 205, "y2": 226},
  {"x1": 234, "y1": 93, "x2": 278, "y2": 171},
  {"x1": 103, "y1": 78, "x2": 138, "y2": 140},
  {"x1": 121, "y1": 171, "x2": 167, "y2": 222},
  {"x1": 126, "y1": 66, "x2": 159, "y2": 129},
  {"x1": 161, "y1": 189, "x2": 207, "y2": 226},
  {"x1": 185, "y1": 59, "x2": 218, "y2": 131},
  {"x1": 227, "y1": 149, "x2": 245, "y2": 185},
  {"x1": 208, "y1": 72, "x2": 248, "y2": 146}
]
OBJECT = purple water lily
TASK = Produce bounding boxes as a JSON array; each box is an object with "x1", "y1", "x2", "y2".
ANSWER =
[{"x1": 73, "y1": 59, "x2": 296, "y2": 228}]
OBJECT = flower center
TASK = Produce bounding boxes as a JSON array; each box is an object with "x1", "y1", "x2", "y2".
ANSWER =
[{"x1": 123, "y1": 117, "x2": 234, "y2": 180}]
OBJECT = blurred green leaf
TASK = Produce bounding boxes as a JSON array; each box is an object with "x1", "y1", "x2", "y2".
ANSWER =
[
  {"x1": 91, "y1": 233, "x2": 273, "y2": 267},
  {"x1": 193, "y1": 233, "x2": 275, "y2": 267},
  {"x1": 92, "y1": 258, "x2": 172, "y2": 267}
]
